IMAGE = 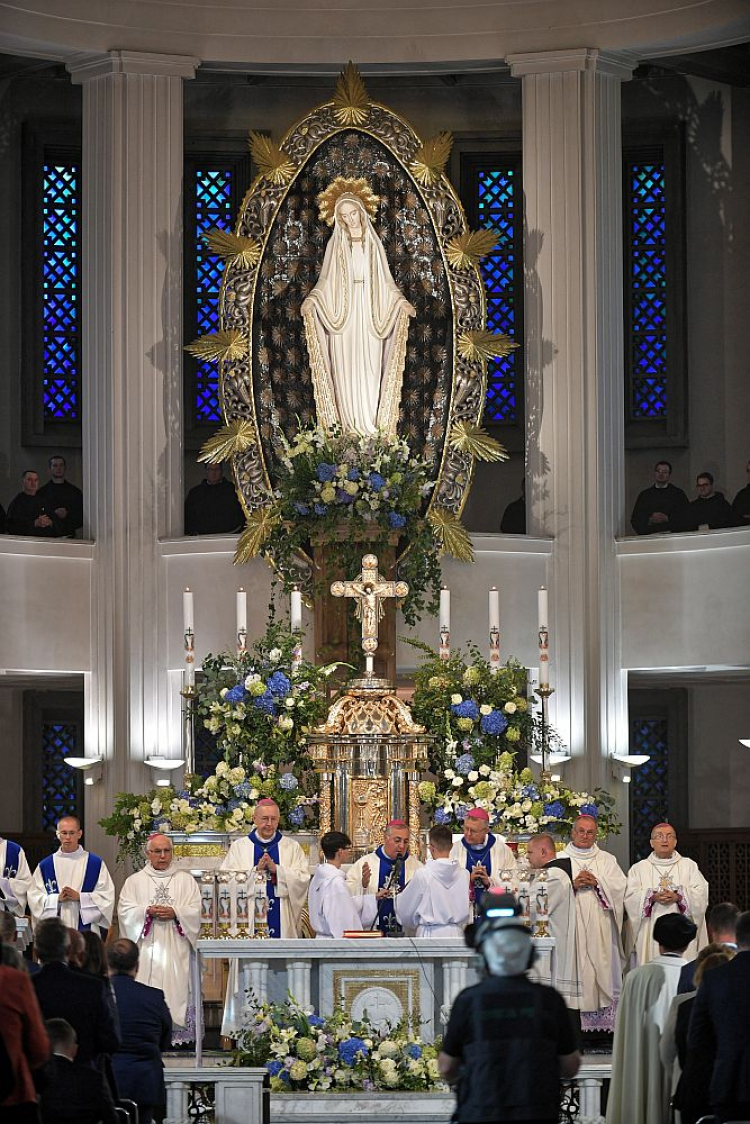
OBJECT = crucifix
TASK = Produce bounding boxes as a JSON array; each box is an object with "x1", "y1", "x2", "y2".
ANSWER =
[{"x1": 330, "y1": 553, "x2": 408, "y2": 677}]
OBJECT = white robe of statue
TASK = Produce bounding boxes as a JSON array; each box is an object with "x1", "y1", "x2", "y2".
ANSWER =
[
  {"x1": 28, "y1": 847, "x2": 114, "y2": 936},
  {"x1": 302, "y1": 193, "x2": 415, "y2": 437},
  {"x1": 395, "y1": 858, "x2": 470, "y2": 937},
  {"x1": 606, "y1": 954, "x2": 687, "y2": 1124},
  {"x1": 625, "y1": 853, "x2": 708, "y2": 965},
  {"x1": 220, "y1": 834, "x2": 311, "y2": 1035},
  {"x1": 308, "y1": 863, "x2": 377, "y2": 938},
  {"x1": 0, "y1": 837, "x2": 33, "y2": 917},
  {"x1": 528, "y1": 867, "x2": 582, "y2": 1010},
  {"x1": 563, "y1": 842, "x2": 626, "y2": 1026},
  {"x1": 118, "y1": 864, "x2": 201, "y2": 1030}
]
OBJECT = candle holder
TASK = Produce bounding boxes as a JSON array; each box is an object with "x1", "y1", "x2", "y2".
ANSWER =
[
  {"x1": 489, "y1": 625, "x2": 501, "y2": 673},
  {"x1": 534, "y1": 683, "x2": 556, "y2": 782},
  {"x1": 439, "y1": 625, "x2": 450, "y2": 662},
  {"x1": 235, "y1": 871, "x2": 250, "y2": 938},
  {"x1": 533, "y1": 869, "x2": 551, "y2": 937},
  {"x1": 199, "y1": 872, "x2": 216, "y2": 939},
  {"x1": 216, "y1": 872, "x2": 232, "y2": 939},
  {"x1": 180, "y1": 676, "x2": 197, "y2": 775},
  {"x1": 237, "y1": 628, "x2": 247, "y2": 656}
]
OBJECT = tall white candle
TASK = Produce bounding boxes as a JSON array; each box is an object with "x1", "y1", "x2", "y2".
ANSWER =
[
  {"x1": 489, "y1": 586, "x2": 500, "y2": 671},
  {"x1": 236, "y1": 588, "x2": 247, "y2": 653},
  {"x1": 183, "y1": 587, "x2": 195, "y2": 687},
  {"x1": 183, "y1": 588, "x2": 194, "y2": 633},
  {"x1": 291, "y1": 587, "x2": 302, "y2": 633},
  {"x1": 538, "y1": 586, "x2": 550, "y2": 686},
  {"x1": 439, "y1": 586, "x2": 450, "y2": 661}
]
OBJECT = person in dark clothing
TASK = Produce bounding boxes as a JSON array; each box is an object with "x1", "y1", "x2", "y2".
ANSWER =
[
  {"x1": 677, "y1": 901, "x2": 740, "y2": 994},
  {"x1": 670, "y1": 947, "x2": 735, "y2": 1124},
  {"x1": 184, "y1": 462, "x2": 244, "y2": 535},
  {"x1": 6, "y1": 471, "x2": 64, "y2": 537},
  {"x1": 38, "y1": 1019, "x2": 117, "y2": 1124},
  {"x1": 686, "y1": 472, "x2": 736, "y2": 531},
  {"x1": 31, "y1": 918, "x2": 120, "y2": 1068},
  {"x1": 0, "y1": 960, "x2": 49, "y2": 1122},
  {"x1": 630, "y1": 460, "x2": 689, "y2": 535},
  {"x1": 37, "y1": 456, "x2": 83, "y2": 538},
  {"x1": 731, "y1": 459, "x2": 750, "y2": 526},
  {"x1": 439, "y1": 890, "x2": 579, "y2": 1124},
  {"x1": 501, "y1": 480, "x2": 526, "y2": 534},
  {"x1": 107, "y1": 938, "x2": 172, "y2": 1124}
]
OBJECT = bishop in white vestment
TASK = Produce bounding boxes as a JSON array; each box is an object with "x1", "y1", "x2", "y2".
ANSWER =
[
  {"x1": 28, "y1": 815, "x2": 114, "y2": 937},
  {"x1": 449, "y1": 807, "x2": 516, "y2": 919},
  {"x1": 563, "y1": 815, "x2": 627, "y2": 1031},
  {"x1": 346, "y1": 819, "x2": 422, "y2": 936},
  {"x1": 395, "y1": 825, "x2": 470, "y2": 937},
  {"x1": 527, "y1": 834, "x2": 582, "y2": 1009},
  {"x1": 0, "y1": 835, "x2": 32, "y2": 917},
  {"x1": 308, "y1": 831, "x2": 377, "y2": 938},
  {"x1": 118, "y1": 834, "x2": 201, "y2": 1034},
  {"x1": 625, "y1": 823, "x2": 708, "y2": 964}
]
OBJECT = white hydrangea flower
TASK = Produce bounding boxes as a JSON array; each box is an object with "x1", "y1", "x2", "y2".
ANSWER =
[
  {"x1": 269, "y1": 648, "x2": 282, "y2": 663},
  {"x1": 479, "y1": 704, "x2": 492, "y2": 716},
  {"x1": 452, "y1": 777, "x2": 464, "y2": 788},
  {"x1": 444, "y1": 769, "x2": 455, "y2": 780},
  {"x1": 479, "y1": 764, "x2": 491, "y2": 777},
  {"x1": 504, "y1": 701, "x2": 517, "y2": 714},
  {"x1": 450, "y1": 693, "x2": 463, "y2": 705},
  {"x1": 468, "y1": 771, "x2": 479, "y2": 782}
]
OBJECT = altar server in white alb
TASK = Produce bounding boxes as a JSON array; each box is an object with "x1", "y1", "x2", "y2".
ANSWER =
[
  {"x1": 625, "y1": 822, "x2": 708, "y2": 965},
  {"x1": 449, "y1": 807, "x2": 516, "y2": 918},
  {"x1": 346, "y1": 819, "x2": 422, "y2": 935},
  {"x1": 395, "y1": 825, "x2": 470, "y2": 937},
  {"x1": 28, "y1": 815, "x2": 114, "y2": 937},
  {"x1": 308, "y1": 831, "x2": 377, "y2": 937},
  {"x1": 118, "y1": 833, "x2": 201, "y2": 1036},
  {"x1": 563, "y1": 814, "x2": 626, "y2": 1032},
  {"x1": 0, "y1": 834, "x2": 33, "y2": 918},
  {"x1": 220, "y1": 798, "x2": 311, "y2": 1034},
  {"x1": 526, "y1": 833, "x2": 582, "y2": 1010}
]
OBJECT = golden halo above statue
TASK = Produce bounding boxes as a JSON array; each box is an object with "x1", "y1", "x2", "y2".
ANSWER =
[{"x1": 317, "y1": 176, "x2": 380, "y2": 226}]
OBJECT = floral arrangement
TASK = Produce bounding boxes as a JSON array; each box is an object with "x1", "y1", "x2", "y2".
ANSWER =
[
  {"x1": 238, "y1": 425, "x2": 444, "y2": 625},
  {"x1": 230, "y1": 999, "x2": 443, "y2": 1093}
]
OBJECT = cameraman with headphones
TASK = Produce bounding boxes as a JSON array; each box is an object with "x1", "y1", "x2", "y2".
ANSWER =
[{"x1": 438, "y1": 889, "x2": 580, "y2": 1124}]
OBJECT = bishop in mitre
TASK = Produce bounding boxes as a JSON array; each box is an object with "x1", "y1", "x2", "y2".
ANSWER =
[
  {"x1": 346, "y1": 818, "x2": 423, "y2": 936},
  {"x1": 29, "y1": 814, "x2": 114, "y2": 938},
  {"x1": 562, "y1": 815, "x2": 626, "y2": 1032},
  {"x1": 301, "y1": 177, "x2": 415, "y2": 437},
  {"x1": 449, "y1": 807, "x2": 517, "y2": 918},
  {"x1": 625, "y1": 822, "x2": 708, "y2": 964}
]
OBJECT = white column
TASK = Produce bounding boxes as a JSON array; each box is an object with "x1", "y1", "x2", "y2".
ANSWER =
[
  {"x1": 507, "y1": 48, "x2": 634, "y2": 789},
  {"x1": 286, "y1": 958, "x2": 313, "y2": 1009},
  {"x1": 68, "y1": 51, "x2": 199, "y2": 862}
]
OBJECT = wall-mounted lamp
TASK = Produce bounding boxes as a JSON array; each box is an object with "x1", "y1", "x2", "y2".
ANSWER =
[
  {"x1": 609, "y1": 752, "x2": 650, "y2": 785},
  {"x1": 529, "y1": 752, "x2": 572, "y2": 768},
  {"x1": 65, "y1": 756, "x2": 104, "y2": 786},
  {"x1": 739, "y1": 739, "x2": 750, "y2": 748},
  {"x1": 145, "y1": 756, "x2": 186, "y2": 788}
]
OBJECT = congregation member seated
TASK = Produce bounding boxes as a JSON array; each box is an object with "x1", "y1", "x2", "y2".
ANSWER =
[
  {"x1": 630, "y1": 460, "x2": 689, "y2": 535},
  {"x1": 38, "y1": 1018, "x2": 118, "y2": 1124},
  {"x1": 686, "y1": 471, "x2": 736, "y2": 530},
  {"x1": 731, "y1": 458, "x2": 750, "y2": 526},
  {"x1": 0, "y1": 943, "x2": 49, "y2": 1122},
  {"x1": 500, "y1": 478, "x2": 526, "y2": 534},
  {"x1": 6, "y1": 470, "x2": 64, "y2": 537},
  {"x1": 37, "y1": 456, "x2": 83, "y2": 538},
  {"x1": 184, "y1": 462, "x2": 244, "y2": 535}
]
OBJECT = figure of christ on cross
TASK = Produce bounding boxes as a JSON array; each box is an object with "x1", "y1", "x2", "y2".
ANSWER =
[{"x1": 330, "y1": 553, "x2": 408, "y2": 674}]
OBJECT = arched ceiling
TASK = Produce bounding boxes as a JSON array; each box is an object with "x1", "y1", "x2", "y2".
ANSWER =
[{"x1": 0, "y1": 0, "x2": 748, "y2": 70}]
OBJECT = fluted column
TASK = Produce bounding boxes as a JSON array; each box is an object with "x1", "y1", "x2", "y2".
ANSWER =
[
  {"x1": 507, "y1": 49, "x2": 634, "y2": 790},
  {"x1": 68, "y1": 51, "x2": 198, "y2": 862}
]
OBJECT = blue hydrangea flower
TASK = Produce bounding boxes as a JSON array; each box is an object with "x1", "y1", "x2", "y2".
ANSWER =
[
  {"x1": 338, "y1": 1037, "x2": 369, "y2": 1065},
  {"x1": 316, "y1": 463, "x2": 336, "y2": 482},
  {"x1": 336, "y1": 488, "x2": 354, "y2": 505},
  {"x1": 234, "y1": 782, "x2": 252, "y2": 799},
  {"x1": 289, "y1": 806, "x2": 306, "y2": 826},
  {"x1": 434, "y1": 808, "x2": 452, "y2": 825},
  {"x1": 406, "y1": 1043, "x2": 422, "y2": 1059},
  {"x1": 480, "y1": 709, "x2": 508, "y2": 736},
  {"x1": 267, "y1": 671, "x2": 291, "y2": 697},
  {"x1": 580, "y1": 803, "x2": 599, "y2": 819},
  {"x1": 279, "y1": 772, "x2": 298, "y2": 791},
  {"x1": 252, "y1": 690, "x2": 278, "y2": 716},
  {"x1": 226, "y1": 799, "x2": 241, "y2": 812},
  {"x1": 543, "y1": 801, "x2": 565, "y2": 820},
  {"x1": 451, "y1": 699, "x2": 480, "y2": 721},
  {"x1": 388, "y1": 512, "x2": 407, "y2": 529},
  {"x1": 347, "y1": 467, "x2": 360, "y2": 481},
  {"x1": 521, "y1": 784, "x2": 539, "y2": 800},
  {"x1": 307, "y1": 1014, "x2": 325, "y2": 1027},
  {"x1": 293, "y1": 502, "x2": 309, "y2": 516},
  {"x1": 455, "y1": 803, "x2": 471, "y2": 821},
  {"x1": 455, "y1": 753, "x2": 475, "y2": 775},
  {"x1": 313, "y1": 502, "x2": 328, "y2": 516},
  {"x1": 266, "y1": 1060, "x2": 284, "y2": 1077},
  {"x1": 368, "y1": 472, "x2": 385, "y2": 491},
  {"x1": 225, "y1": 682, "x2": 246, "y2": 703}
]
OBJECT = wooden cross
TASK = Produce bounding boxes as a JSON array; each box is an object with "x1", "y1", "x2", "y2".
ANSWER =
[{"x1": 331, "y1": 553, "x2": 408, "y2": 674}]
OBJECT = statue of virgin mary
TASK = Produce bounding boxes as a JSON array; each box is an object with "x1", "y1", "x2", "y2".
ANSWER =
[{"x1": 301, "y1": 177, "x2": 416, "y2": 438}]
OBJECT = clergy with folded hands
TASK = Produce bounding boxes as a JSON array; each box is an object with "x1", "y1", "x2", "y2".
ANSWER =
[
  {"x1": 346, "y1": 819, "x2": 423, "y2": 936},
  {"x1": 449, "y1": 807, "x2": 516, "y2": 918},
  {"x1": 395, "y1": 825, "x2": 470, "y2": 937},
  {"x1": 28, "y1": 815, "x2": 114, "y2": 938},
  {"x1": 308, "y1": 831, "x2": 378, "y2": 938}
]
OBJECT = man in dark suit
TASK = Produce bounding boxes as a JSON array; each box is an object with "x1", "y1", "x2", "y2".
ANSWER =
[
  {"x1": 32, "y1": 917, "x2": 120, "y2": 1067},
  {"x1": 38, "y1": 1018, "x2": 118, "y2": 1124},
  {"x1": 108, "y1": 938, "x2": 172, "y2": 1124},
  {"x1": 677, "y1": 901, "x2": 740, "y2": 994},
  {"x1": 687, "y1": 909, "x2": 750, "y2": 1123}
]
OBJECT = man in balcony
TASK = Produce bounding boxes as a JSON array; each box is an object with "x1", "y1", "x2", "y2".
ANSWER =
[{"x1": 630, "y1": 460, "x2": 689, "y2": 535}]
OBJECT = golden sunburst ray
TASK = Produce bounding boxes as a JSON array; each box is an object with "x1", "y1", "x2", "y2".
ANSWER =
[
  {"x1": 409, "y1": 131, "x2": 453, "y2": 186},
  {"x1": 457, "y1": 329, "x2": 518, "y2": 365},
  {"x1": 445, "y1": 229, "x2": 500, "y2": 270},
  {"x1": 332, "y1": 61, "x2": 370, "y2": 126},
  {"x1": 427, "y1": 506, "x2": 475, "y2": 564},
  {"x1": 449, "y1": 421, "x2": 509, "y2": 463},
  {"x1": 247, "y1": 131, "x2": 296, "y2": 185},
  {"x1": 198, "y1": 420, "x2": 257, "y2": 465},
  {"x1": 203, "y1": 230, "x2": 261, "y2": 269},
  {"x1": 234, "y1": 507, "x2": 280, "y2": 565},
  {"x1": 184, "y1": 329, "x2": 248, "y2": 364}
]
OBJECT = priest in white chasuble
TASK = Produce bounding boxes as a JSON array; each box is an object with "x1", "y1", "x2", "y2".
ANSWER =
[
  {"x1": 527, "y1": 833, "x2": 582, "y2": 1010},
  {"x1": 395, "y1": 825, "x2": 470, "y2": 937},
  {"x1": 219, "y1": 798, "x2": 311, "y2": 1035},
  {"x1": 346, "y1": 819, "x2": 422, "y2": 936},
  {"x1": 28, "y1": 815, "x2": 114, "y2": 937},
  {"x1": 449, "y1": 807, "x2": 516, "y2": 918},
  {"x1": 117, "y1": 833, "x2": 201, "y2": 1036},
  {"x1": 308, "y1": 831, "x2": 377, "y2": 938},
  {"x1": 0, "y1": 835, "x2": 33, "y2": 918},
  {"x1": 563, "y1": 815, "x2": 626, "y2": 1032},
  {"x1": 625, "y1": 822, "x2": 708, "y2": 965}
]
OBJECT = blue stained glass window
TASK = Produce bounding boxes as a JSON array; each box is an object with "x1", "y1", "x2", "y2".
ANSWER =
[
  {"x1": 193, "y1": 168, "x2": 234, "y2": 423},
  {"x1": 629, "y1": 715, "x2": 669, "y2": 862},
  {"x1": 626, "y1": 162, "x2": 668, "y2": 419},
  {"x1": 43, "y1": 163, "x2": 81, "y2": 420},
  {"x1": 41, "y1": 722, "x2": 80, "y2": 831},
  {"x1": 477, "y1": 168, "x2": 518, "y2": 424}
]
